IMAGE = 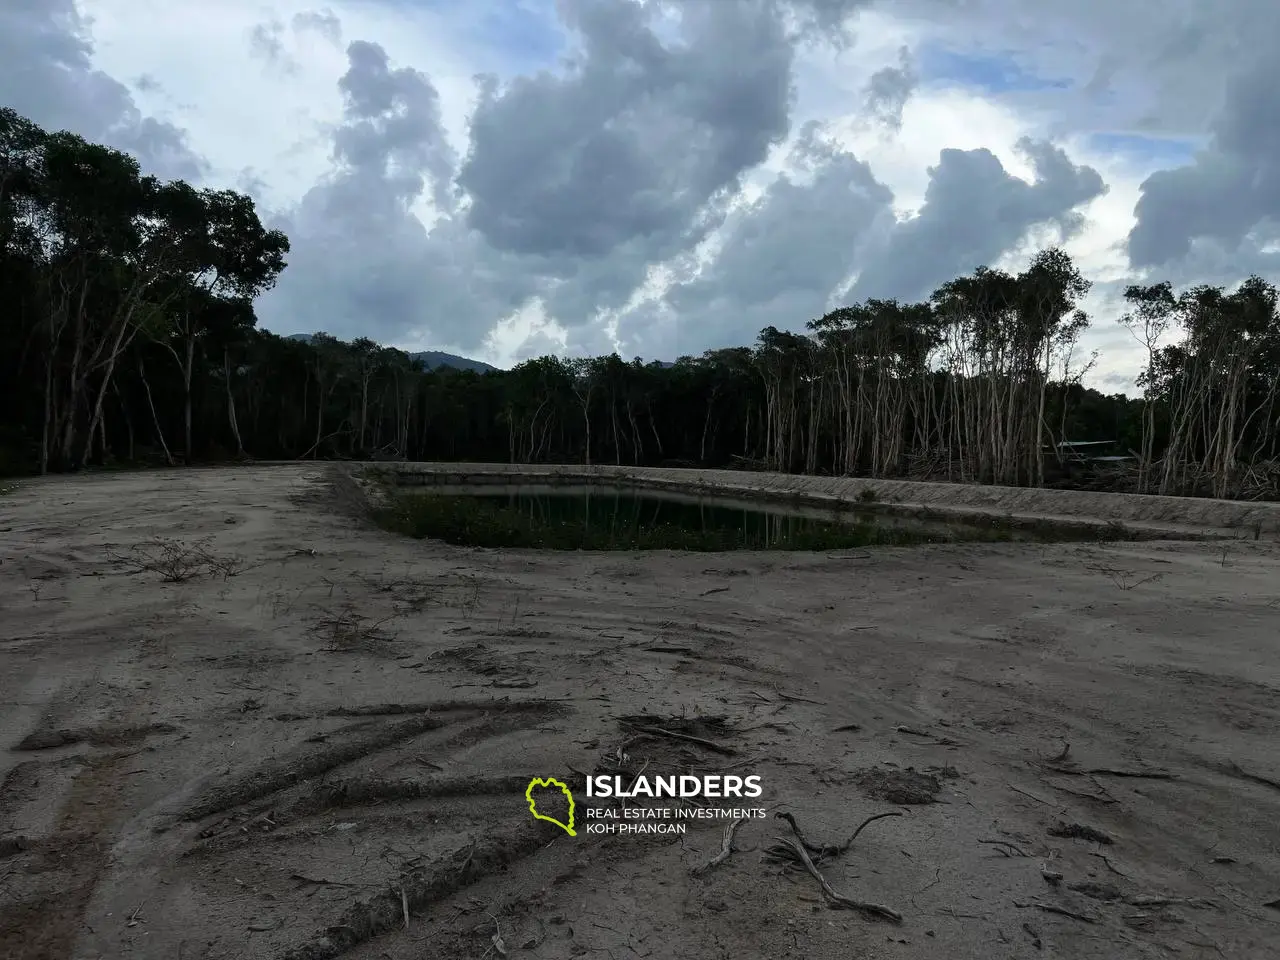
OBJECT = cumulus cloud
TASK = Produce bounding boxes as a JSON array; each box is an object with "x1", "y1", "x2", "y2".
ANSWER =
[
  {"x1": 849, "y1": 138, "x2": 1107, "y2": 302},
  {"x1": 863, "y1": 46, "x2": 916, "y2": 131},
  {"x1": 256, "y1": 39, "x2": 522, "y2": 348},
  {"x1": 9, "y1": 0, "x2": 1274, "y2": 382},
  {"x1": 1127, "y1": 51, "x2": 1280, "y2": 274},
  {"x1": 785, "y1": 0, "x2": 875, "y2": 40},
  {"x1": 632, "y1": 122, "x2": 893, "y2": 355},
  {"x1": 270, "y1": 0, "x2": 811, "y2": 352},
  {"x1": 0, "y1": 0, "x2": 205, "y2": 179},
  {"x1": 459, "y1": 0, "x2": 794, "y2": 263}
]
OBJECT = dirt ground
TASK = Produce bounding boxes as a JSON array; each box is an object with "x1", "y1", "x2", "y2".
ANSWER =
[{"x1": 1, "y1": 464, "x2": 1279, "y2": 960}]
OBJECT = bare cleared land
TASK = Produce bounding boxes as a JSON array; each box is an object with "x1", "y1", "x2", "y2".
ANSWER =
[{"x1": 1, "y1": 465, "x2": 1279, "y2": 960}]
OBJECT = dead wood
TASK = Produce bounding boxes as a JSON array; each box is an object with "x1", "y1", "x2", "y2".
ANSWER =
[
  {"x1": 291, "y1": 874, "x2": 361, "y2": 887},
  {"x1": 1048, "y1": 821, "x2": 1114, "y2": 845},
  {"x1": 1085, "y1": 768, "x2": 1178, "y2": 780},
  {"x1": 774, "y1": 691, "x2": 825, "y2": 705},
  {"x1": 620, "y1": 723, "x2": 737, "y2": 756},
  {"x1": 765, "y1": 811, "x2": 903, "y2": 872},
  {"x1": 980, "y1": 839, "x2": 1030, "y2": 858},
  {"x1": 1018, "y1": 900, "x2": 1098, "y2": 924},
  {"x1": 895, "y1": 725, "x2": 958, "y2": 745},
  {"x1": 691, "y1": 817, "x2": 746, "y2": 876},
  {"x1": 773, "y1": 833, "x2": 902, "y2": 923},
  {"x1": 1043, "y1": 779, "x2": 1117, "y2": 804}
]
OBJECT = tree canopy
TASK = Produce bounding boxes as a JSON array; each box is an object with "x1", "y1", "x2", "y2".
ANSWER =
[{"x1": 3, "y1": 109, "x2": 1278, "y2": 500}]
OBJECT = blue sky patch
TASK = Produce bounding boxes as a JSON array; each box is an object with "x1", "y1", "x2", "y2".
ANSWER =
[
  {"x1": 399, "y1": 0, "x2": 563, "y2": 72},
  {"x1": 917, "y1": 44, "x2": 1071, "y2": 94},
  {"x1": 1086, "y1": 132, "x2": 1198, "y2": 168}
]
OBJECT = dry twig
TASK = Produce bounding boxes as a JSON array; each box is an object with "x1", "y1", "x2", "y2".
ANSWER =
[
  {"x1": 1048, "y1": 821, "x2": 1113, "y2": 845},
  {"x1": 980, "y1": 839, "x2": 1030, "y2": 858},
  {"x1": 774, "y1": 835, "x2": 902, "y2": 923},
  {"x1": 621, "y1": 723, "x2": 736, "y2": 756},
  {"x1": 691, "y1": 817, "x2": 746, "y2": 876},
  {"x1": 769, "y1": 810, "x2": 903, "y2": 862},
  {"x1": 1018, "y1": 900, "x2": 1097, "y2": 924},
  {"x1": 773, "y1": 691, "x2": 825, "y2": 705}
]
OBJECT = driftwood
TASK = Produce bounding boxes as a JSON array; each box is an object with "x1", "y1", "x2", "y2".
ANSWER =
[
  {"x1": 773, "y1": 831, "x2": 902, "y2": 923},
  {"x1": 690, "y1": 816, "x2": 746, "y2": 876}
]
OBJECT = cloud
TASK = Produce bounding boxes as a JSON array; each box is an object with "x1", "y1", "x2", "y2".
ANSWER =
[
  {"x1": 0, "y1": 0, "x2": 206, "y2": 179},
  {"x1": 1127, "y1": 51, "x2": 1280, "y2": 272},
  {"x1": 632, "y1": 122, "x2": 893, "y2": 356},
  {"x1": 8, "y1": 0, "x2": 1274, "y2": 388},
  {"x1": 335, "y1": 39, "x2": 457, "y2": 212},
  {"x1": 862, "y1": 45, "x2": 916, "y2": 131},
  {"x1": 292, "y1": 8, "x2": 342, "y2": 45},
  {"x1": 458, "y1": 0, "x2": 794, "y2": 263},
  {"x1": 848, "y1": 138, "x2": 1107, "y2": 303},
  {"x1": 785, "y1": 0, "x2": 874, "y2": 39},
  {"x1": 249, "y1": 19, "x2": 287, "y2": 64},
  {"x1": 261, "y1": 1, "x2": 808, "y2": 354},
  {"x1": 256, "y1": 39, "x2": 515, "y2": 348}
]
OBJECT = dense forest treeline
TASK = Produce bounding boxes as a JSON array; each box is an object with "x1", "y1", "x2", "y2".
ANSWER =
[{"x1": 4, "y1": 108, "x2": 1280, "y2": 499}]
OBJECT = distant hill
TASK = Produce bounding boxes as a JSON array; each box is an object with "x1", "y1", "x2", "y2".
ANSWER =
[
  {"x1": 286, "y1": 334, "x2": 498, "y2": 373},
  {"x1": 407, "y1": 351, "x2": 498, "y2": 374},
  {"x1": 283, "y1": 334, "x2": 687, "y2": 372}
]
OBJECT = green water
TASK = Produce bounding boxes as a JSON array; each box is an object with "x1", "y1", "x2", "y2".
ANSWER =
[{"x1": 377, "y1": 484, "x2": 1028, "y2": 551}]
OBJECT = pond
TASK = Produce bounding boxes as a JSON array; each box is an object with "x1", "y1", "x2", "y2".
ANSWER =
[{"x1": 375, "y1": 483, "x2": 1071, "y2": 551}]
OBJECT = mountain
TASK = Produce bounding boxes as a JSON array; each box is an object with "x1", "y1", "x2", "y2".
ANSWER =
[
  {"x1": 282, "y1": 334, "x2": 685, "y2": 372},
  {"x1": 285, "y1": 334, "x2": 498, "y2": 373},
  {"x1": 408, "y1": 351, "x2": 498, "y2": 374}
]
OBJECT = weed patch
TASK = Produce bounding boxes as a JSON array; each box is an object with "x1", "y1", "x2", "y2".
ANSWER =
[{"x1": 108, "y1": 537, "x2": 250, "y2": 582}]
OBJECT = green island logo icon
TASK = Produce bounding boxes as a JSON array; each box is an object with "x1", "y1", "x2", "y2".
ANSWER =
[{"x1": 525, "y1": 776, "x2": 576, "y2": 836}]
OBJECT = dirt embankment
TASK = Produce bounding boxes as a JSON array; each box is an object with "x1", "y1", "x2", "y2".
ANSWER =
[{"x1": 1, "y1": 464, "x2": 1278, "y2": 960}]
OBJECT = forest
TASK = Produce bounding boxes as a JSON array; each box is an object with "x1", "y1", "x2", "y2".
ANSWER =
[{"x1": 3, "y1": 107, "x2": 1279, "y2": 500}]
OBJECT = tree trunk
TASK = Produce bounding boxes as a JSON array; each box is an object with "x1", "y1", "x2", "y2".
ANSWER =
[
  {"x1": 183, "y1": 335, "x2": 195, "y2": 463},
  {"x1": 313, "y1": 375, "x2": 325, "y2": 459},
  {"x1": 700, "y1": 386, "x2": 718, "y2": 463},
  {"x1": 359, "y1": 371, "x2": 370, "y2": 453},
  {"x1": 114, "y1": 379, "x2": 135, "y2": 462},
  {"x1": 80, "y1": 304, "x2": 141, "y2": 469},
  {"x1": 138, "y1": 358, "x2": 174, "y2": 465},
  {"x1": 224, "y1": 348, "x2": 246, "y2": 457}
]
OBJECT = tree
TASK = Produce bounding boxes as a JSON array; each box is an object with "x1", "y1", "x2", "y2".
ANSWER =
[
  {"x1": 3, "y1": 106, "x2": 1277, "y2": 502},
  {"x1": 145, "y1": 184, "x2": 288, "y2": 461},
  {"x1": 0, "y1": 109, "x2": 286, "y2": 471}
]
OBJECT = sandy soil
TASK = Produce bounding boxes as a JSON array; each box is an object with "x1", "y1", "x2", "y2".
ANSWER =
[{"x1": 1, "y1": 464, "x2": 1279, "y2": 960}]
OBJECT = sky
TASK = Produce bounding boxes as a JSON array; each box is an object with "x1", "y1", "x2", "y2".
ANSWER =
[{"x1": 4, "y1": 0, "x2": 1279, "y2": 393}]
